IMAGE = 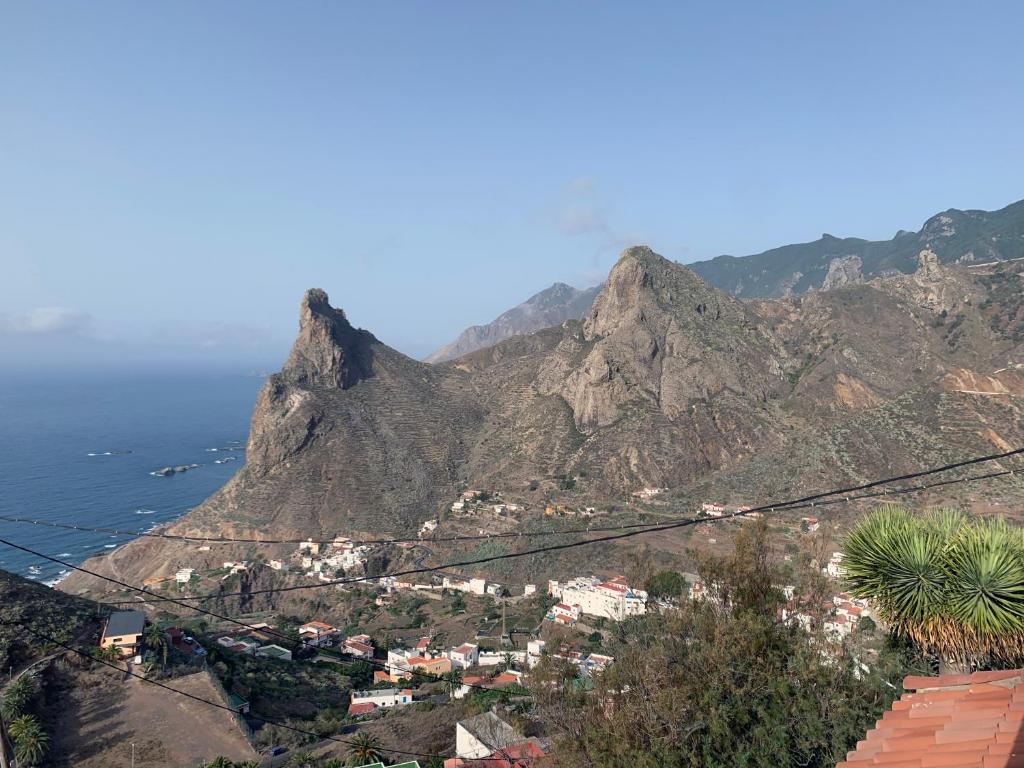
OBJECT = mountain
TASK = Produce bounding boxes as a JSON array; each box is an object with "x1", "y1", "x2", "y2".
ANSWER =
[
  {"x1": 62, "y1": 244, "x2": 1024, "y2": 596},
  {"x1": 691, "y1": 198, "x2": 1024, "y2": 298},
  {"x1": 424, "y1": 282, "x2": 601, "y2": 363}
]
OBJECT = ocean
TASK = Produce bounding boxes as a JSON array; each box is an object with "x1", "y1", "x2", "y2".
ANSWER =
[{"x1": 0, "y1": 371, "x2": 264, "y2": 585}]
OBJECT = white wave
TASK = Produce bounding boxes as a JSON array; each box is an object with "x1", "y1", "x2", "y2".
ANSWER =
[
  {"x1": 56, "y1": 552, "x2": 72, "y2": 557},
  {"x1": 104, "y1": 544, "x2": 117, "y2": 548},
  {"x1": 135, "y1": 509, "x2": 156, "y2": 515}
]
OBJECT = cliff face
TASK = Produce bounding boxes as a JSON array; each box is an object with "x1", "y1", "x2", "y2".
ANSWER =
[
  {"x1": 561, "y1": 247, "x2": 787, "y2": 429},
  {"x1": 63, "y1": 246, "x2": 1024, "y2": 595}
]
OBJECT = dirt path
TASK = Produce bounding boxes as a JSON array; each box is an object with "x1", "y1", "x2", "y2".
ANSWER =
[{"x1": 50, "y1": 666, "x2": 256, "y2": 767}]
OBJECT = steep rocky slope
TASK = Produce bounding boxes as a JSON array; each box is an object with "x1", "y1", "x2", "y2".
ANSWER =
[
  {"x1": 425, "y1": 282, "x2": 601, "y2": 363},
  {"x1": 63, "y1": 246, "x2": 1024, "y2": 595}
]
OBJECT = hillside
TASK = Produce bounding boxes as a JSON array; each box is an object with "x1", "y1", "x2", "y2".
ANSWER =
[
  {"x1": 690, "y1": 198, "x2": 1024, "y2": 298},
  {"x1": 425, "y1": 281, "x2": 601, "y2": 363},
  {"x1": 0, "y1": 569, "x2": 97, "y2": 672},
  {"x1": 62, "y1": 246, "x2": 1024, "y2": 595}
]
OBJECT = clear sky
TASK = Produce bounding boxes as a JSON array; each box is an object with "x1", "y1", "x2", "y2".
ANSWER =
[{"x1": 2, "y1": 2, "x2": 1022, "y2": 370}]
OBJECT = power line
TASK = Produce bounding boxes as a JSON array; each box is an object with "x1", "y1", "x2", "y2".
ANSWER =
[
  {"x1": 0, "y1": 536, "x2": 507, "y2": 695},
  {"x1": 0, "y1": 513, "x2": 680, "y2": 546},
  {"x1": 11, "y1": 623, "x2": 450, "y2": 763},
  {"x1": 97, "y1": 447, "x2": 1024, "y2": 604},
  {"x1": 4, "y1": 447, "x2": 1018, "y2": 548},
  {"x1": 8, "y1": 450, "x2": 1020, "y2": 612},
  {"x1": 0, "y1": 454, "x2": 1018, "y2": 696}
]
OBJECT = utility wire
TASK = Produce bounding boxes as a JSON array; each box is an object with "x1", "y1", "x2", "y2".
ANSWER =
[
  {"x1": 11, "y1": 623, "x2": 451, "y2": 763},
  {"x1": 2, "y1": 447, "x2": 1020, "y2": 549},
  {"x1": 0, "y1": 455, "x2": 1018, "y2": 694},
  {"x1": 0, "y1": 513, "x2": 680, "y2": 546},
  {"x1": 5, "y1": 450, "x2": 1019, "y2": 612}
]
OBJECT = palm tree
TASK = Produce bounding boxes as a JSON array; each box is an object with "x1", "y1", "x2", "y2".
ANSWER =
[
  {"x1": 441, "y1": 668, "x2": 464, "y2": 698},
  {"x1": 346, "y1": 732, "x2": 383, "y2": 766},
  {"x1": 0, "y1": 670, "x2": 38, "y2": 720},
  {"x1": 843, "y1": 505, "x2": 1024, "y2": 670},
  {"x1": 288, "y1": 751, "x2": 316, "y2": 768},
  {"x1": 9, "y1": 714, "x2": 49, "y2": 766},
  {"x1": 323, "y1": 759, "x2": 344, "y2": 768},
  {"x1": 144, "y1": 623, "x2": 170, "y2": 667}
]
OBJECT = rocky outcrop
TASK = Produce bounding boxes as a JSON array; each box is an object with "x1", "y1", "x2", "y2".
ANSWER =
[
  {"x1": 557, "y1": 247, "x2": 786, "y2": 428},
  {"x1": 819, "y1": 255, "x2": 864, "y2": 290}
]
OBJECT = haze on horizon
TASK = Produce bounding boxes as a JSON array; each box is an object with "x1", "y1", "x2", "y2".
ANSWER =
[{"x1": 2, "y1": 2, "x2": 1023, "y2": 371}]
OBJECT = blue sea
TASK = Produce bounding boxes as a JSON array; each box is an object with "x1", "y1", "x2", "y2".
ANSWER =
[{"x1": 0, "y1": 372, "x2": 264, "y2": 585}]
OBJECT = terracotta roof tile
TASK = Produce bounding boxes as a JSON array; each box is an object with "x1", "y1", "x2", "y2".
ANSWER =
[{"x1": 838, "y1": 669, "x2": 1024, "y2": 768}]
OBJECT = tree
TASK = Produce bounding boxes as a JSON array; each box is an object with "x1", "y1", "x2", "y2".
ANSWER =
[
  {"x1": 323, "y1": 760, "x2": 345, "y2": 768},
  {"x1": 9, "y1": 714, "x2": 49, "y2": 767},
  {"x1": 288, "y1": 751, "x2": 316, "y2": 768},
  {"x1": 346, "y1": 732, "x2": 383, "y2": 766},
  {"x1": 535, "y1": 519, "x2": 907, "y2": 768},
  {"x1": 202, "y1": 757, "x2": 235, "y2": 768},
  {"x1": 644, "y1": 570, "x2": 686, "y2": 601},
  {"x1": 843, "y1": 506, "x2": 1024, "y2": 669},
  {"x1": 1, "y1": 670, "x2": 38, "y2": 720},
  {"x1": 441, "y1": 668, "x2": 464, "y2": 698},
  {"x1": 144, "y1": 623, "x2": 170, "y2": 668}
]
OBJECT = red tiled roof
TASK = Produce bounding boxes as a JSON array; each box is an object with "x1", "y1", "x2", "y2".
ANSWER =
[
  {"x1": 347, "y1": 701, "x2": 377, "y2": 716},
  {"x1": 373, "y1": 670, "x2": 391, "y2": 682},
  {"x1": 837, "y1": 669, "x2": 1024, "y2": 767},
  {"x1": 454, "y1": 643, "x2": 477, "y2": 654}
]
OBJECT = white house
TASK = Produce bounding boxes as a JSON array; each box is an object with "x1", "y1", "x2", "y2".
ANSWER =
[
  {"x1": 549, "y1": 576, "x2": 647, "y2": 621},
  {"x1": 550, "y1": 603, "x2": 581, "y2": 622},
  {"x1": 419, "y1": 519, "x2": 438, "y2": 537},
  {"x1": 268, "y1": 559, "x2": 288, "y2": 572},
  {"x1": 526, "y1": 639, "x2": 546, "y2": 669},
  {"x1": 175, "y1": 568, "x2": 195, "y2": 584},
  {"x1": 350, "y1": 688, "x2": 412, "y2": 709},
  {"x1": 449, "y1": 643, "x2": 480, "y2": 669},
  {"x1": 824, "y1": 552, "x2": 844, "y2": 578},
  {"x1": 298, "y1": 621, "x2": 338, "y2": 648},
  {"x1": 443, "y1": 576, "x2": 488, "y2": 596},
  {"x1": 523, "y1": 584, "x2": 537, "y2": 596}
]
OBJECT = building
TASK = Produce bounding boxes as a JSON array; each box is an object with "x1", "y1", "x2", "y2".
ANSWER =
[
  {"x1": 419, "y1": 519, "x2": 438, "y2": 537},
  {"x1": 256, "y1": 644, "x2": 293, "y2": 661},
  {"x1": 175, "y1": 567, "x2": 195, "y2": 584},
  {"x1": 837, "y1": 669, "x2": 1024, "y2": 767},
  {"x1": 348, "y1": 688, "x2": 413, "y2": 716},
  {"x1": 343, "y1": 634, "x2": 374, "y2": 659},
  {"x1": 449, "y1": 643, "x2": 480, "y2": 669},
  {"x1": 100, "y1": 610, "x2": 145, "y2": 658},
  {"x1": 455, "y1": 712, "x2": 525, "y2": 760},
  {"x1": 299, "y1": 621, "x2": 338, "y2": 648},
  {"x1": 801, "y1": 516, "x2": 820, "y2": 533},
  {"x1": 268, "y1": 559, "x2": 288, "y2": 571},
  {"x1": 443, "y1": 576, "x2": 488, "y2": 595},
  {"x1": 387, "y1": 649, "x2": 452, "y2": 681},
  {"x1": 443, "y1": 741, "x2": 545, "y2": 767},
  {"x1": 523, "y1": 584, "x2": 536, "y2": 596},
  {"x1": 823, "y1": 551, "x2": 844, "y2": 578},
  {"x1": 550, "y1": 603, "x2": 581, "y2": 623},
  {"x1": 548, "y1": 576, "x2": 647, "y2": 621}
]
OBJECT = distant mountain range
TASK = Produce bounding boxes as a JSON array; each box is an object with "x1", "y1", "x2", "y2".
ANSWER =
[
  {"x1": 428, "y1": 199, "x2": 1024, "y2": 361},
  {"x1": 425, "y1": 282, "x2": 601, "y2": 363}
]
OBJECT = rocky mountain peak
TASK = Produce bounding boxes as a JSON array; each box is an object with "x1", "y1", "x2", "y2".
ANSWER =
[
  {"x1": 282, "y1": 288, "x2": 374, "y2": 389},
  {"x1": 584, "y1": 245, "x2": 740, "y2": 340}
]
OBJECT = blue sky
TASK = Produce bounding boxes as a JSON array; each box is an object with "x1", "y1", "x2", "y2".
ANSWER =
[{"x1": 2, "y1": 2, "x2": 1022, "y2": 369}]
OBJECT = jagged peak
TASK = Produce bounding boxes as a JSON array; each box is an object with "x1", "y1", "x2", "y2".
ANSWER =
[{"x1": 283, "y1": 288, "x2": 371, "y2": 389}]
